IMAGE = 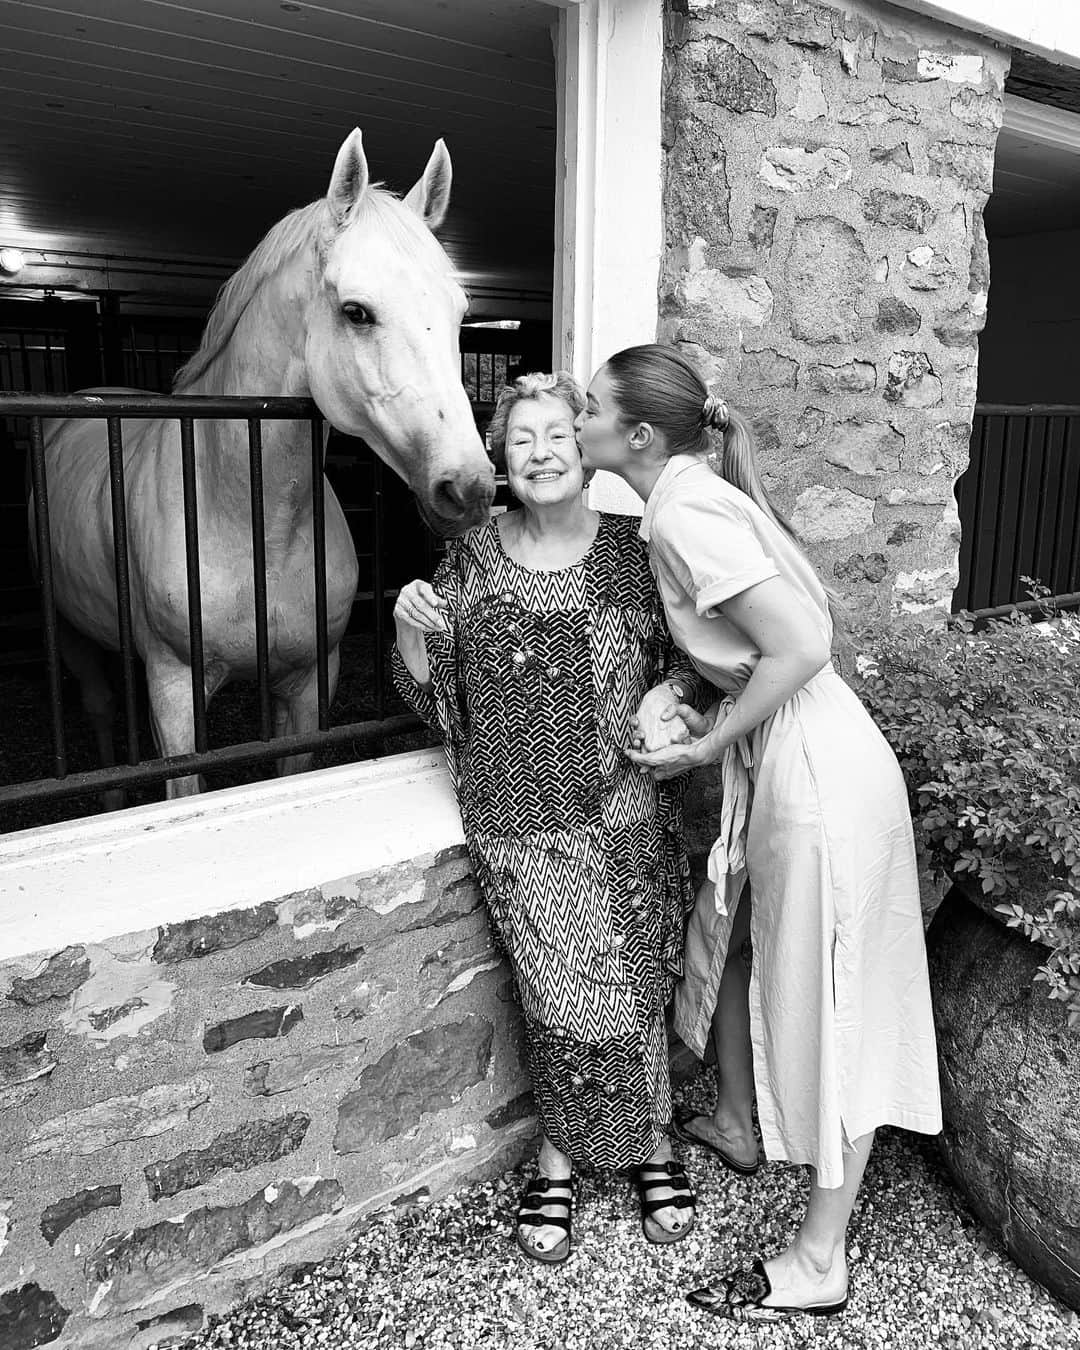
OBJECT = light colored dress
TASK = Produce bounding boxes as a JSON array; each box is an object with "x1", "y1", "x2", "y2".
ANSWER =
[{"x1": 641, "y1": 454, "x2": 942, "y2": 1188}]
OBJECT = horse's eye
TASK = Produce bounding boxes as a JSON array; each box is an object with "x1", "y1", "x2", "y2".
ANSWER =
[{"x1": 342, "y1": 302, "x2": 374, "y2": 326}]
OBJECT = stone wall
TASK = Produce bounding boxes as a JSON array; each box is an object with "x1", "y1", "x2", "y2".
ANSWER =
[
  {"x1": 662, "y1": 0, "x2": 1010, "y2": 619},
  {"x1": 0, "y1": 844, "x2": 531, "y2": 1350}
]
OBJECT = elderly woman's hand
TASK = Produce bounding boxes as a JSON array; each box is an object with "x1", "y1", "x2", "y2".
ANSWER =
[
  {"x1": 629, "y1": 683, "x2": 693, "y2": 753},
  {"x1": 394, "y1": 579, "x2": 450, "y2": 634},
  {"x1": 626, "y1": 702, "x2": 727, "y2": 780}
]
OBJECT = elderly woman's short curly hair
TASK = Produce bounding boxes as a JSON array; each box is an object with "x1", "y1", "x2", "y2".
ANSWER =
[{"x1": 486, "y1": 371, "x2": 586, "y2": 469}]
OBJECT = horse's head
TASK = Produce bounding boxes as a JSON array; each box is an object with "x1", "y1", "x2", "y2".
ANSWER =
[{"x1": 305, "y1": 130, "x2": 495, "y2": 536}]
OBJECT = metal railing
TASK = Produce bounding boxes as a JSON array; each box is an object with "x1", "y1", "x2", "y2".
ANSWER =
[
  {"x1": 0, "y1": 393, "x2": 420, "y2": 810},
  {"x1": 958, "y1": 404, "x2": 1080, "y2": 616}
]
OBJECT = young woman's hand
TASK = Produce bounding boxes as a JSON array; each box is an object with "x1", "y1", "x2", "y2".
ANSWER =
[
  {"x1": 625, "y1": 702, "x2": 727, "y2": 780},
  {"x1": 394, "y1": 579, "x2": 450, "y2": 634}
]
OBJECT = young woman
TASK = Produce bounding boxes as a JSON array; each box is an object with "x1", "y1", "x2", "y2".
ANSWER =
[
  {"x1": 393, "y1": 372, "x2": 704, "y2": 1263},
  {"x1": 577, "y1": 344, "x2": 942, "y2": 1321}
]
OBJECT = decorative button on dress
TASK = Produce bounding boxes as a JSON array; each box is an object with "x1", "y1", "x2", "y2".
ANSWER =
[
  {"x1": 641, "y1": 455, "x2": 943, "y2": 1189},
  {"x1": 392, "y1": 513, "x2": 700, "y2": 1168}
]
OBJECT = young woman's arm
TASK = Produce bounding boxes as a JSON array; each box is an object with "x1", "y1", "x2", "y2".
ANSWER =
[{"x1": 626, "y1": 574, "x2": 829, "y2": 780}]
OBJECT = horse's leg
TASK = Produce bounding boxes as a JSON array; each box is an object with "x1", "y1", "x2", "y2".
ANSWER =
[
  {"x1": 271, "y1": 646, "x2": 342, "y2": 778},
  {"x1": 57, "y1": 619, "x2": 125, "y2": 812},
  {"x1": 144, "y1": 649, "x2": 227, "y2": 799}
]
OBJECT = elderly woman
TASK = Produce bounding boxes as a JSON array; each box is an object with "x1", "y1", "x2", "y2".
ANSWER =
[{"x1": 392, "y1": 371, "x2": 704, "y2": 1264}]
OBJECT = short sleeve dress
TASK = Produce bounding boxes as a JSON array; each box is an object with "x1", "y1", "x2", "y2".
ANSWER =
[
  {"x1": 392, "y1": 512, "x2": 703, "y2": 1169},
  {"x1": 642, "y1": 455, "x2": 943, "y2": 1189}
]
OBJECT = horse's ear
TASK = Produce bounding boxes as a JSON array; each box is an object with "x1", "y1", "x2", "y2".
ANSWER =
[
  {"x1": 328, "y1": 128, "x2": 370, "y2": 225},
  {"x1": 404, "y1": 139, "x2": 452, "y2": 230}
]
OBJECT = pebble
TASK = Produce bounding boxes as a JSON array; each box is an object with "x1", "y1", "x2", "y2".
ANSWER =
[{"x1": 178, "y1": 1073, "x2": 1079, "y2": 1350}]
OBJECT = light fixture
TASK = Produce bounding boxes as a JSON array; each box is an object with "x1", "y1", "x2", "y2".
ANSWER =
[
  {"x1": 463, "y1": 319, "x2": 521, "y2": 331},
  {"x1": 0, "y1": 248, "x2": 26, "y2": 276}
]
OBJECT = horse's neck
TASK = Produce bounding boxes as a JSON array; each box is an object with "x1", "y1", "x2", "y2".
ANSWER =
[{"x1": 186, "y1": 262, "x2": 318, "y2": 522}]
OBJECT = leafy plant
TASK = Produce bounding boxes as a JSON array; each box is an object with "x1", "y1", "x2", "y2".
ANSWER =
[{"x1": 848, "y1": 599, "x2": 1080, "y2": 1027}]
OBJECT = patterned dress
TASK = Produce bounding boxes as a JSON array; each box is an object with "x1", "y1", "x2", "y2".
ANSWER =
[{"x1": 392, "y1": 513, "x2": 701, "y2": 1168}]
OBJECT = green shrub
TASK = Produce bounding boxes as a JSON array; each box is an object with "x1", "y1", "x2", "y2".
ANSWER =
[{"x1": 849, "y1": 606, "x2": 1080, "y2": 1027}]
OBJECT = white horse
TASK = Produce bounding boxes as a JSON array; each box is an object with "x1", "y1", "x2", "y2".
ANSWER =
[{"x1": 32, "y1": 130, "x2": 494, "y2": 797}]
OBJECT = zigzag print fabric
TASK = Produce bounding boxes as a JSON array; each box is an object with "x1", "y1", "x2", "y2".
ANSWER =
[{"x1": 392, "y1": 513, "x2": 699, "y2": 1168}]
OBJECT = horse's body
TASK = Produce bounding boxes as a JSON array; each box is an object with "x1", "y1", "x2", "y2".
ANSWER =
[{"x1": 33, "y1": 132, "x2": 493, "y2": 796}]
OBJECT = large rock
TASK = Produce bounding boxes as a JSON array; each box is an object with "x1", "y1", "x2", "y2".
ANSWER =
[
  {"x1": 243, "y1": 944, "x2": 365, "y2": 990},
  {"x1": 883, "y1": 351, "x2": 943, "y2": 408},
  {"x1": 825, "y1": 420, "x2": 904, "y2": 474},
  {"x1": 202, "y1": 1005, "x2": 303, "y2": 1053},
  {"x1": 786, "y1": 217, "x2": 869, "y2": 343},
  {"x1": 666, "y1": 117, "x2": 731, "y2": 247},
  {"x1": 0, "y1": 1283, "x2": 69, "y2": 1349},
  {"x1": 153, "y1": 904, "x2": 278, "y2": 963},
  {"x1": 335, "y1": 1016, "x2": 494, "y2": 1153},
  {"x1": 7, "y1": 947, "x2": 90, "y2": 1006},
  {"x1": 927, "y1": 888, "x2": 1080, "y2": 1311},
  {"x1": 40, "y1": 1185, "x2": 121, "y2": 1246},
  {"x1": 807, "y1": 361, "x2": 876, "y2": 394},
  {"x1": 862, "y1": 188, "x2": 931, "y2": 232},
  {"x1": 760, "y1": 146, "x2": 851, "y2": 193},
  {"x1": 85, "y1": 1178, "x2": 344, "y2": 1316},
  {"x1": 144, "y1": 1113, "x2": 311, "y2": 1201},
  {"x1": 679, "y1": 38, "x2": 776, "y2": 115},
  {"x1": 245, "y1": 1044, "x2": 363, "y2": 1097},
  {"x1": 24, "y1": 1079, "x2": 212, "y2": 1159},
  {"x1": 928, "y1": 140, "x2": 994, "y2": 193},
  {"x1": 791, "y1": 486, "x2": 874, "y2": 542},
  {"x1": 0, "y1": 1031, "x2": 56, "y2": 1089}
]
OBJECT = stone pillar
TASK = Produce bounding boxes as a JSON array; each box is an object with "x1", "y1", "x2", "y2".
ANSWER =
[{"x1": 661, "y1": 0, "x2": 1009, "y2": 619}]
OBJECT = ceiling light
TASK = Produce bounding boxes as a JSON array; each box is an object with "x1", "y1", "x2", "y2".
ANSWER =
[
  {"x1": 463, "y1": 319, "x2": 521, "y2": 330},
  {"x1": 0, "y1": 248, "x2": 26, "y2": 276}
]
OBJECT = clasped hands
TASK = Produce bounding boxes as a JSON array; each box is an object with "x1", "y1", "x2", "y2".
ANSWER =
[{"x1": 626, "y1": 688, "x2": 729, "y2": 782}]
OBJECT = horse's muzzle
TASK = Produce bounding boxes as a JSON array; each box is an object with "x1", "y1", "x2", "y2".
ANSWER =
[{"x1": 421, "y1": 467, "x2": 495, "y2": 537}]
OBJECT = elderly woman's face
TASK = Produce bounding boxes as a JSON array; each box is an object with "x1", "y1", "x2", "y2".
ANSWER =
[{"x1": 504, "y1": 393, "x2": 585, "y2": 507}]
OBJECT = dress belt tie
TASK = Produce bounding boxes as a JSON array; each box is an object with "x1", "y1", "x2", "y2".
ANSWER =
[{"x1": 705, "y1": 697, "x2": 754, "y2": 915}]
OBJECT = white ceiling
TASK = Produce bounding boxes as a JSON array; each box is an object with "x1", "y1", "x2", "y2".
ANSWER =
[
  {"x1": 0, "y1": 0, "x2": 557, "y2": 303},
  {"x1": 987, "y1": 97, "x2": 1080, "y2": 237}
]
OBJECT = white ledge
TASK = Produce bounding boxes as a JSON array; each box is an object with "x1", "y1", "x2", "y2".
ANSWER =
[{"x1": 0, "y1": 750, "x2": 463, "y2": 962}]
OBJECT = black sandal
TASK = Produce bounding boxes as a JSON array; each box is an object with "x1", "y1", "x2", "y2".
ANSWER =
[
  {"x1": 687, "y1": 1256, "x2": 849, "y2": 1321},
  {"x1": 515, "y1": 1172, "x2": 573, "y2": 1265},
  {"x1": 634, "y1": 1158, "x2": 696, "y2": 1245},
  {"x1": 672, "y1": 1107, "x2": 761, "y2": 1176}
]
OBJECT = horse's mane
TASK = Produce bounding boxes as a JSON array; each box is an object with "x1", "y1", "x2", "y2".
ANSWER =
[{"x1": 174, "y1": 185, "x2": 450, "y2": 392}]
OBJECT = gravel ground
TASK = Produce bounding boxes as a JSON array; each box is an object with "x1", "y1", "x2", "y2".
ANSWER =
[{"x1": 180, "y1": 1070, "x2": 1080, "y2": 1350}]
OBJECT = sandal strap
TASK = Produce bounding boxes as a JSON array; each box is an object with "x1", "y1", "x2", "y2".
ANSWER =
[
  {"x1": 636, "y1": 1160, "x2": 696, "y2": 1215},
  {"x1": 516, "y1": 1173, "x2": 573, "y2": 1231},
  {"x1": 517, "y1": 1208, "x2": 571, "y2": 1233}
]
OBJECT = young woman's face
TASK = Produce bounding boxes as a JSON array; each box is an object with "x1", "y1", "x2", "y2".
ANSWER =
[
  {"x1": 575, "y1": 366, "x2": 633, "y2": 473},
  {"x1": 503, "y1": 393, "x2": 585, "y2": 506}
]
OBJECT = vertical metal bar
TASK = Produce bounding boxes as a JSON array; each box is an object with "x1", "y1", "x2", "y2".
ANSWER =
[
  {"x1": 1010, "y1": 414, "x2": 1034, "y2": 603},
  {"x1": 967, "y1": 415, "x2": 991, "y2": 610},
  {"x1": 988, "y1": 414, "x2": 1013, "y2": 606},
  {"x1": 106, "y1": 416, "x2": 140, "y2": 764},
  {"x1": 1031, "y1": 416, "x2": 1053, "y2": 591},
  {"x1": 19, "y1": 331, "x2": 32, "y2": 391},
  {"x1": 310, "y1": 413, "x2": 330, "y2": 731},
  {"x1": 42, "y1": 333, "x2": 55, "y2": 393},
  {"x1": 28, "y1": 416, "x2": 67, "y2": 777},
  {"x1": 247, "y1": 418, "x2": 273, "y2": 740},
  {"x1": 179, "y1": 417, "x2": 208, "y2": 752},
  {"x1": 372, "y1": 454, "x2": 387, "y2": 719},
  {"x1": 1049, "y1": 415, "x2": 1072, "y2": 596},
  {"x1": 1066, "y1": 416, "x2": 1080, "y2": 592}
]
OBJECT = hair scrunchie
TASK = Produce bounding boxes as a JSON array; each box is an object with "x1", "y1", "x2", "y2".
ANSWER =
[{"x1": 701, "y1": 394, "x2": 730, "y2": 431}]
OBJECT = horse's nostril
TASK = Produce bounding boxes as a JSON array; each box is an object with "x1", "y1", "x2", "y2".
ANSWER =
[{"x1": 433, "y1": 472, "x2": 491, "y2": 518}]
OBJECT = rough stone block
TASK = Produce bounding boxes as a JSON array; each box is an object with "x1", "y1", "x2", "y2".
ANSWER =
[
  {"x1": 85, "y1": 1178, "x2": 344, "y2": 1316},
  {"x1": 786, "y1": 216, "x2": 868, "y2": 343},
  {"x1": 863, "y1": 188, "x2": 931, "y2": 232},
  {"x1": 892, "y1": 566, "x2": 956, "y2": 614},
  {"x1": 824, "y1": 420, "x2": 903, "y2": 474},
  {"x1": 0, "y1": 1031, "x2": 56, "y2": 1089},
  {"x1": 950, "y1": 87, "x2": 1002, "y2": 130},
  {"x1": 883, "y1": 351, "x2": 943, "y2": 408},
  {"x1": 244, "y1": 1043, "x2": 364, "y2": 1097},
  {"x1": 760, "y1": 146, "x2": 851, "y2": 193},
  {"x1": 680, "y1": 269, "x2": 773, "y2": 348},
  {"x1": 888, "y1": 521, "x2": 925, "y2": 546},
  {"x1": 0, "y1": 1282, "x2": 69, "y2": 1349},
  {"x1": 40, "y1": 1186, "x2": 122, "y2": 1246},
  {"x1": 794, "y1": 406, "x2": 826, "y2": 447},
  {"x1": 145, "y1": 1113, "x2": 311, "y2": 1201},
  {"x1": 24, "y1": 1079, "x2": 212, "y2": 1159},
  {"x1": 791, "y1": 486, "x2": 875, "y2": 542},
  {"x1": 484, "y1": 1091, "x2": 535, "y2": 1130},
  {"x1": 418, "y1": 938, "x2": 502, "y2": 1010},
  {"x1": 202, "y1": 1005, "x2": 303, "y2": 1054},
  {"x1": 902, "y1": 245, "x2": 954, "y2": 291},
  {"x1": 928, "y1": 141, "x2": 993, "y2": 194},
  {"x1": 875, "y1": 298, "x2": 921, "y2": 335},
  {"x1": 791, "y1": 64, "x2": 827, "y2": 121},
  {"x1": 393, "y1": 846, "x2": 484, "y2": 933},
  {"x1": 681, "y1": 38, "x2": 776, "y2": 115},
  {"x1": 740, "y1": 348, "x2": 797, "y2": 389},
  {"x1": 839, "y1": 95, "x2": 918, "y2": 126},
  {"x1": 335, "y1": 1016, "x2": 494, "y2": 1153},
  {"x1": 131, "y1": 1304, "x2": 204, "y2": 1349},
  {"x1": 969, "y1": 211, "x2": 989, "y2": 293},
  {"x1": 916, "y1": 50, "x2": 984, "y2": 85},
  {"x1": 243, "y1": 944, "x2": 365, "y2": 991},
  {"x1": 7, "y1": 947, "x2": 90, "y2": 1006},
  {"x1": 934, "y1": 306, "x2": 981, "y2": 348},
  {"x1": 870, "y1": 142, "x2": 913, "y2": 172},
  {"x1": 807, "y1": 361, "x2": 876, "y2": 394},
  {"x1": 748, "y1": 205, "x2": 777, "y2": 249},
  {"x1": 153, "y1": 904, "x2": 278, "y2": 963},
  {"x1": 834, "y1": 552, "x2": 888, "y2": 583},
  {"x1": 667, "y1": 118, "x2": 731, "y2": 247}
]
